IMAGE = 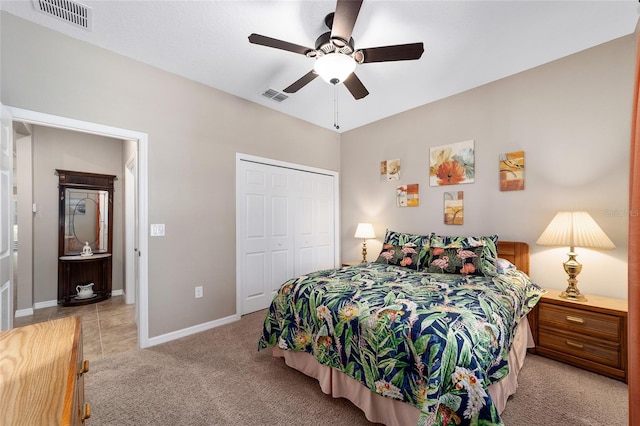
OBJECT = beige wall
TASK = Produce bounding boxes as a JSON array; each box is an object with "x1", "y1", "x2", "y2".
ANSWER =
[
  {"x1": 30, "y1": 126, "x2": 124, "y2": 304},
  {"x1": 1, "y1": 12, "x2": 340, "y2": 337},
  {"x1": 341, "y1": 34, "x2": 634, "y2": 300},
  {"x1": 2, "y1": 10, "x2": 633, "y2": 338}
]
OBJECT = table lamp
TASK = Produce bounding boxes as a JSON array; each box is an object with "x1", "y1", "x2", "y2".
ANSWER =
[
  {"x1": 354, "y1": 223, "x2": 376, "y2": 263},
  {"x1": 536, "y1": 211, "x2": 615, "y2": 302}
]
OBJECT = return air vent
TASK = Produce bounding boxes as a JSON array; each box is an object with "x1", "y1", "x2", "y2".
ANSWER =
[
  {"x1": 261, "y1": 88, "x2": 289, "y2": 103},
  {"x1": 32, "y1": 0, "x2": 92, "y2": 30}
]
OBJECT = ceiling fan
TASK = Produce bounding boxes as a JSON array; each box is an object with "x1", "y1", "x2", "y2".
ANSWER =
[{"x1": 248, "y1": 0, "x2": 424, "y2": 100}]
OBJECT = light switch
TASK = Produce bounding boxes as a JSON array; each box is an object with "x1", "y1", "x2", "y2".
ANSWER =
[{"x1": 150, "y1": 224, "x2": 165, "y2": 236}]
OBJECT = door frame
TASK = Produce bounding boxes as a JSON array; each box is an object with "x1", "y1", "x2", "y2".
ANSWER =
[
  {"x1": 124, "y1": 153, "x2": 137, "y2": 306},
  {"x1": 0, "y1": 105, "x2": 14, "y2": 330},
  {"x1": 7, "y1": 106, "x2": 151, "y2": 348},
  {"x1": 235, "y1": 152, "x2": 340, "y2": 315}
]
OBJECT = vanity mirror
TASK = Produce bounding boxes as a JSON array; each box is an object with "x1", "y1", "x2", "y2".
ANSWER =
[
  {"x1": 63, "y1": 188, "x2": 109, "y2": 255},
  {"x1": 57, "y1": 170, "x2": 116, "y2": 306}
]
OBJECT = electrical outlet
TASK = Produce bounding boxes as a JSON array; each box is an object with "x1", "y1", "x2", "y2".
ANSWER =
[{"x1": 195, "y1": 286, "x2": 203, "y2": 299}]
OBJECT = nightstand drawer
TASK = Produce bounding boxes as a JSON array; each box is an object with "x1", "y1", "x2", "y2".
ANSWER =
[
  {"x1": 538, "y1": 326, "x2": 621, "y2": 368},
  {"x1": 538, "y1": 303, "x2": 621, "y2": 340}
]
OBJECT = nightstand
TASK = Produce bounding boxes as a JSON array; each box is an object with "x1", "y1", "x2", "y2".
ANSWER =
[
  {"x1": 531, "y1": 289, "x2": 627, "y2": 382},
  {"x1": 341, "y1": 261, "x2": 363, "y2": 267}
]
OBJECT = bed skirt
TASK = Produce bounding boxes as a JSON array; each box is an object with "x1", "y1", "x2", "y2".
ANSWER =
[{"x1": 272, "y1": 316, "x2": 534, "y2": 426}]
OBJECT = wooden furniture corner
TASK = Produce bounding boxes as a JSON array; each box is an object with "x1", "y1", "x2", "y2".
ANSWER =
[{"x1": 0, "y1": 317, "x2": 91, "y2": 424}]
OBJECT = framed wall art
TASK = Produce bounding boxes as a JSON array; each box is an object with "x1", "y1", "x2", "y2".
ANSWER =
[
  {"x1": 429, "y1": 140, "x2": 475, "y2": 186},
  {"x1": 444, "y1": 191, "x2": 464, "y2": 225},
  {"x1": 380, "y1": 158, "x2": 401, "y2": 181},
  {"x1": 397, "y1": 184, "x2": 419, "y2": 207},
  {"x1": 499, "y1": 150, "x2": 525, "y2": 191}
]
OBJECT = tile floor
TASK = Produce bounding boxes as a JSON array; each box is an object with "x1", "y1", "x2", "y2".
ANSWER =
[{"x1": 13, "y1": 295, "x2": 138, "y2": 363}]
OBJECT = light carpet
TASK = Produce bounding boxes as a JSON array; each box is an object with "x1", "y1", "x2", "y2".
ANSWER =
[{"x1": 85, "y1": 310, "x2": 628, "y2": 425}]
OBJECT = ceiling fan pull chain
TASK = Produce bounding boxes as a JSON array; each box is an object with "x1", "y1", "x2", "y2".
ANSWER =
[{"x1": 333, "y1": 84, "x2": 340, "y2": 130}]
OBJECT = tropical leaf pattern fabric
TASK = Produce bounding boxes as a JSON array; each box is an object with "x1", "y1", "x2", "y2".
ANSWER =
[
  {"x1": 259, "y1": 263, "x2": 544, "y2": 426},
  {"x1": 430, "y1": 234, "x2": 499, "y2": 276},
  {"x1": 376, "y1": 243, "x2": 421, "y2": 270},
  {"x1": 382, "y1": 229, "x2": 433, "y2": 270}
]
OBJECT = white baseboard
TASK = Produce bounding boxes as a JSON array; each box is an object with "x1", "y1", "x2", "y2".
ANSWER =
[
  {"x1": 23, "y1": 290, "x2": 124, "y2": 315},
  {"x1": 34, "y1": 299, "x2": 58, "y2": 310},
  {"x1": 147, "y1": 313, "x2": 241, "y2": 347},
  {"x1": 15, "y1": 307, "x2": 34, "y2": 317}
]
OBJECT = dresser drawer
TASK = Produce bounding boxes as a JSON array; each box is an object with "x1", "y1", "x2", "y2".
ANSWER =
[
  {"x1": 538, "y1": 302, "x2": 621, "y2": 340},
  {"x1": 538, "y1": 325, "x2": 622, "y2": 368}
]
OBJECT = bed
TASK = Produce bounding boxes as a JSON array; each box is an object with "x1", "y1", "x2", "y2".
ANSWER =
[{"x1": 259, "y1": 233, "x2": 544, "y2": 426}]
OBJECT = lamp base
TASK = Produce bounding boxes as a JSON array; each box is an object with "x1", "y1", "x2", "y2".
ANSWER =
[
  {"x1": 560, "y1": 251, "x2": 587, "y2": 302},
  {"x1": 361, "y1": 240, "x2": 368, "y2": 263},
  {"x1": 559, "y1": 290, "x2": 587, "y2": 302}
]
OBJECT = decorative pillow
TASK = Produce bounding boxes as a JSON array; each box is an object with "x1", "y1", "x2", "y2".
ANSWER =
[
  {"x1": 383, "y1": 229, "x2": 432, "y2": 247},
  {"x1": 375, "y1": 243, "x2": 421, "y2": 270},
  {"x1": 382, "y1": 229, "x2": 432, "y2": 270},
  {"x1": 497, "y1": 258, "x2": 517, "y2": 274},
  {"x1": 429, "y1": 234, "x2": 499, "y2": 276},
  {"x1": 425, "y1": 246, "x2": 484, "y2": 275}
]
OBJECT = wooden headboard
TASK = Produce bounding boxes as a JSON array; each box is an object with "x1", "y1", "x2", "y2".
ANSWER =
[{"x1": 497, "y1": 241, "x2": 530, "y2": 275}]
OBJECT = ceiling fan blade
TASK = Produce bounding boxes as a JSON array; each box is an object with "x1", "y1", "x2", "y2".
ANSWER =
[
  {"x1": 359, "y1": 42, "x2": 425, "y2": 63},
  {"x1": 330, "y1": 0, "x2": 363, "y2": 45},
  {"x1": 283, "y1": 70, "x2": 319, "y2": 93},
  {"x1": 248, "y1": 33, "x2": 314, "y2": 56},
  {"x1": 343, "y1": 72, "x2": 369, "y2": 100}
]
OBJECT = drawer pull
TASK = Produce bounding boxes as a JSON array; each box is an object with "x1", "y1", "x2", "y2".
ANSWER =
[
  {"x1": 565, "y1": 315, "x2": 585, "y2": 324},
  {"x1": 83, "y1": 403, "x2": 91, "y2": 421},
  {"x1": 565, "y1": 340, "x2": 584, "y2": 349},
  {"x1": 78, "y1": 359, "x2": 89, "y2": 376}
]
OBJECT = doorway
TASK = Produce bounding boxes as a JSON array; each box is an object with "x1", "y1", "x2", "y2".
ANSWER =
[{"x1": 7, "y1": 106, "x2": 151, "y2": 348}]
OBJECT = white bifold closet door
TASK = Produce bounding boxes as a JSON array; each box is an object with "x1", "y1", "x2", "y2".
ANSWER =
[{"x1": 237, "y1": 159, "x2": 336, "y2": 315}]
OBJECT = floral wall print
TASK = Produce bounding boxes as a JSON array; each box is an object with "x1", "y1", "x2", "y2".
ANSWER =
[
  {"x1": 429, "y1": 140, "x2": 475, "y2": 186},
  {"x1": 397, "y1": 183, "x2": 419, "y2": 207},
  {"x1": 499, "y1": 150, "x2": 525, "y2": 191},
  {"x1": 444, "y1": 191, "x2": 464, "y2": 225},
  {"x1": 381, "y1": 159, "x2": 400, "y2": 181},
  {"x1": 380, "y1": 160, "x2": 387, "y2": 181}
]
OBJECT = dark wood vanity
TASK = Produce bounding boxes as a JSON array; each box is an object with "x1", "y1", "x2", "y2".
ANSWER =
[{"x1": 57, "y1": 170, "x2": 116, "y2": 306}]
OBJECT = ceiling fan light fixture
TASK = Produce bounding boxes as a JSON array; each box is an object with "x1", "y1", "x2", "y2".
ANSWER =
[{"x1": 313, "y1": 53, "x2": 356, "y2": 85}]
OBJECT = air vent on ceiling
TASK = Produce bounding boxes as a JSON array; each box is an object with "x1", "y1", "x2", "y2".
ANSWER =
[
  {"x1": 261, "y1": 88, "x2": 289, "y2": 103},
  {"x1": 32, "y1": 0, "x2": 92, "y2": 30}
]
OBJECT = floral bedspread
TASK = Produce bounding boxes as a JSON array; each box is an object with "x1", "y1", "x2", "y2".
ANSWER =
[{"x1": 258, "y1": 263, "x2": 544, "y2": 426}]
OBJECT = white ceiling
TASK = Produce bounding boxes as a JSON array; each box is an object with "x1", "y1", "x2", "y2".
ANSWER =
[{"x1": 1, "y1": 1, "x2": 638, "y2": 132}]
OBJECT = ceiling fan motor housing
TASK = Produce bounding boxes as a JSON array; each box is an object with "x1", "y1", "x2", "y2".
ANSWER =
[{"x1": 312, "y1": 31, "x2": 355, "y2": 57}]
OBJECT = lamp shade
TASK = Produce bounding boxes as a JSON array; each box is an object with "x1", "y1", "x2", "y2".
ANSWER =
[
  {"x1": 536, "y1": 211, "x2": 615, "y2": 250},
  {"x1": 354, "y1": 223, "x2": 375, "y2": 239},
  {"x1": 313, "y1": 53, "x2": 356, "y2": 84}
]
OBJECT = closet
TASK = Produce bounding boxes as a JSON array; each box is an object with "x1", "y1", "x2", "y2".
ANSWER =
[{"x1": 237, "y1": 157, "x2": 338, "y2": 314}]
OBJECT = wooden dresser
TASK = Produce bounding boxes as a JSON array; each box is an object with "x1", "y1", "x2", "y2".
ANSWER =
[
  {"x1": 532, "y1": 289, "x2": 627, "y2": 382},
  {"x1": 0, "y1": 317, "x2": 91, "y2": 425}
]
